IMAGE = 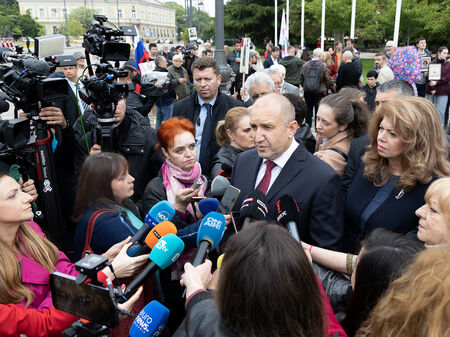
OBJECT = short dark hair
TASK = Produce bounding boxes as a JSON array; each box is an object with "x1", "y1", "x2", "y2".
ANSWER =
[
  {"x1": 283, "y1": 93, "x2": 307, "y2": 125},
  {"x1": 233, "y1": 39, "x2": 241, "y2": 46},
  {"x1": 201, "y1": 50, "x2": 207, "y2": 56},
  {"x1": 367, "y1": 70, "x2": 378, "y2": 79},
  {"x1": 347, "y1": 38, "x2": 355, "y2": 44},
  {"x1": 415, "y1": 37, "x2": 426, "y2": 45},
  {"x1": 149, "y1": 43, "x2": 157, "y2": 49},
  {"x1": 335, "y1": 41, "x2": 342, "y2": 47},
  {"x1": 272, "y1": 46, "x2": 280, "y2": 52},
  {"x1": 374, "y1": 53, "x2": 386, "y2": 59},
  {"x1": 191, "y1": 56, "x2": 220, "y2": 77},
  {"x1": 378, "y1": 79, "x2": 414, "y2": 96},
  {"x1": 325, "y1": 45, "x2": 333, "y2": 51}
]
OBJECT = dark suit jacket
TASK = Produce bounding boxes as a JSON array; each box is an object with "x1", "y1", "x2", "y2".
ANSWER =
[
  {"x1": 263, "y1": 56, "x2": 281, "y2": 69},
  {"x1": 344, "y1": 162, "x2": 434, "y2": 253},
  {"x1": 341, "y1": 134, "x2": 369, "y2": 195},
  {"x1": 173, "y1": 91, "x2": 244, "y2": 173},
  {"x1": 231, "y1": 144, "x2": 346, "y2": 251}
]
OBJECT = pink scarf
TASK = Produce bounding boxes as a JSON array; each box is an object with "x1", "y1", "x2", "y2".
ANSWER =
[{"x1": 162, "y1": 159, "x2": 206, "y2": 218}]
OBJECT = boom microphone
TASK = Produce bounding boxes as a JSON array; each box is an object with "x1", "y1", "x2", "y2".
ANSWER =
[
  {"x1": 239, "y1": 190, "x2": 268, "y2": 228},
  {"x1": 275, "y1": 195, "x2": 301, "y2": 243},
  {"x1": 191, "y1": 212, "x2": 226, "y2": 266},
  {"x1": 121, "y1": 234, "x2": 184, "y2": 302},
  {"x1": 127, "y1": 201, "x2": 175, "y2": 256},
  {"x1": 22, "y1": 58, "x2": 51, "y2": 76},
  {"x1": 211, "y1": 175, "x2": 230, "y2": 197},
  {"x1": 129, "y1": 300, "x2": 170, "y2": 337},
  {"x1": 198, "y1": 198, "x2": 220, "y2": 216}
]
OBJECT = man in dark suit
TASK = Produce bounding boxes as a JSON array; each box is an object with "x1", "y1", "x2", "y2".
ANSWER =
[
  {"x1": 173, "y1": 57, "x2": 243, "y2": 173},
  {"x1": 263, "y1": 46, "x2": 281, "y2": 68},
  {"x1": 231, "y1": 93, "x2": 346, "y2": 250}
]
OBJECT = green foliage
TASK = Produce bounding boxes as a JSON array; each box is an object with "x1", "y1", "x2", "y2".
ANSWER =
[
  {"x1": 0, "y1": 1, "x2": 42, "y2": 38},
  {"x1": 58, "y1": 7, "x2": 97, "y2": 38}
]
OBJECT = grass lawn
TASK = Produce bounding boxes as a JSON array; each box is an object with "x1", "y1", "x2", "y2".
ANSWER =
[{"x1": 360, "y1": 58, "x2": 374, "y2": 85}]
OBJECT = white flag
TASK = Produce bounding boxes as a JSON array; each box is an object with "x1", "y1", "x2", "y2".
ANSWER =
[{"x1": 279, "y1": 9, "x2": 289, "y2": 57}]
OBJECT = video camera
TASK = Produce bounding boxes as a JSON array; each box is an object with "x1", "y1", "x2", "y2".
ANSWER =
[{"x1": 51, "y1": 254, "x2": 132, "y2": 337}]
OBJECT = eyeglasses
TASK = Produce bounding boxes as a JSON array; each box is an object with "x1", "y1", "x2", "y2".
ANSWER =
[{"x1": 251, "y1": 92, "x2": 270, "y2": 101}]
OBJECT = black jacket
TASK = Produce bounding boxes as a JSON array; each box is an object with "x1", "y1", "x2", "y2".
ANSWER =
[
  {"x1": 341, "y1": 135, "x2": 369, "y2": 195},
  {"x1": 336, "y1": 62, "x2": 360, "y2": 91},
  {"x1": 294, "y1": 123, "x2": 316, "y2": 154},
  {"x1": 73, "y1": 108, "x2": 163, "y2": 201},
  {"x1": 210, "y1": 144, "x2": 242, "y2": 178},
  {"x1": 363, "y1": 83, "x2": 379, "y2": 112},
  {"x1": 173, "y1": 91, "x2": 244, "y2": 173}
]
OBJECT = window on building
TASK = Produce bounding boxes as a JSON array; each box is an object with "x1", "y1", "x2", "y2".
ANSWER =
[
  {"x1": 53, "y1": 26, "x2": 58, "y2": 34},
  {"x1": 118, "y1": 9, "x2": 123, "y2": 19},
  {"x1": 39, "y1": 8, "x2": 45, "y2": 18},
  {"x1": 142, "y1": 10, "x2": 144, "y2": 20},
  {"x1": 62, "y1": 8, "x2": 67, "y2": 18},
  {"x1": 51, "y1": 8, "x2": 57, "y2": 18},
  {"x1": 131, "y1": 9, "x2": 136, "y2": 19}
]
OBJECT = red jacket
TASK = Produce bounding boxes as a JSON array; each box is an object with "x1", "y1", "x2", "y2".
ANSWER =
[{"x1": 0, "y1": 304, "x2": 77, "y2": 337}]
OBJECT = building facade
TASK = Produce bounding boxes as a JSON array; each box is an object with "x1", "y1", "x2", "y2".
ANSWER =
[{"x1": 18, "y1": 0, "x2": 176, "y2": 41}]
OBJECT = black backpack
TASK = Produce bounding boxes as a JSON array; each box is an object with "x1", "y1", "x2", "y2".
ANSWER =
[{"x1": 303, "y1": 61, "x2": 321, "y2": 92}]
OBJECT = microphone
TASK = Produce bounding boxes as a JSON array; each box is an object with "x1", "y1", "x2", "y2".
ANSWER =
[
  {"x1": 221, "y1": 163, "x2": 233, "y2": 175},
  {"x1": 129, "y1": 300, "x2": 170, "y2": 337},
  {"x1": 127, "y1": 201, "x2": 175, "y2": 256},
  {"x1": 211, "y1": 175, "x2": 230, "y2": 197},
  {"x1": 274, "y1": 195, "x2": 301, "y2": 243},
  {"x1": 22, "y1": 58, "x2": 51, "y2": 76},
  {"x1": 143, "y1": 221, "x2": 177, "y2": 250},
  {"x1": 192, "y1": 212, "x2": 226, "y2": 266},
  {"x1": 121, "y1": 233, "x2": 184, "y2": 301},
  {"x1": 239, "y1": 190, "x2": 268, "y2": 228},
  {"x1": 198, "y1": 198, "x2": 220, "y2": 216}
]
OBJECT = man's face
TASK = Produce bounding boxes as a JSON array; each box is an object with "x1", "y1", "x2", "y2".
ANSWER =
[
  {"x1": 367, "y1": 77, "x2": 377, "y2": 88},
  {"x1": 193, "y1": 67, "x2": 221, "y2": 102},
  {"x1": 191, "y1": 49, "x2": 198, "y2": 56},
  {"x1": 158, "y1": 58, "x2": 168, "y2": 69},
  {"x1": 416, "y1": 39, "x2": 426, "y2": 51},
  {"x1": 206, "y1": 51, "x2": 213, "y2": 58},
  {"x1": 63, "y1": 66, "x2": 77, "y2": 82},
  {"x1": 162, "y1": 44, "x2": 169, "y2": 52},
  {"x1": 268, "y1": 73, "x2": 282, "y2": 93},
  {"x1": 114, "y1": 99, "x2": 126, "y2": 125},
  {"x1": 234, "y1": 43, "x2": 241, "y2": 52},
  {"x1": 76, "y1": 58, "x2": 85, "y2": 68},
  {"x1": 375, "y1": 90, "x2": 399, "y2": 108},
  {"x1": 250, "y1": 82, "x2": 272, "y2": 101},
  {"x1": 374, "y1": 56, "x2": 385, "y2": 69},
  {"x1": 272, "y1": 49, "x2": 280, "y2": 58},
  {"x1": 172, "y1": 58, "x2": 183, "y2": 68},
  {"x1": 346, "y1": 41, "x2": 353, "y2": 48},
  {"x1": 336, "y1": 43, "x2": 342, "y2": 51},
  {"x1": 386, "y1": 45, "x2": 395, "y2": 56},
  {"x1": 250, "y1": 98, "x2": 297, "y2": 160},
  {"x1": 150, "y1": 46, "x2": 158, "y2": 56}
]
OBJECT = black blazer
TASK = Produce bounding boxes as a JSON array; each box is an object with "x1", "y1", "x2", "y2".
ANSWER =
[
  {"x1": 341, "y1": 134, "x2": 369, "y2": 195},
  {"x1": 344, "y1": 162, "x2": 434, "y2": 253},
  {"x1": 173, "y1": 91, "x2": 244, "y2": 173},
  {"x1": 231, "y1": 144, "x2": 346, "y2": 251}
]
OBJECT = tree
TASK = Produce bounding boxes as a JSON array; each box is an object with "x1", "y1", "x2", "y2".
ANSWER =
[
  {"x1": 18, "y1": 11, "x2": 42, "y2": 37},
  {"x1": 58, "y1": 7, "x2": 97, "y2": 39}
]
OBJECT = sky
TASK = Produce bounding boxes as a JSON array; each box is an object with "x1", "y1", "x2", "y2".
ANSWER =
[{"x1": 166, "y1": 0, "x2": 219, "y2": 17}]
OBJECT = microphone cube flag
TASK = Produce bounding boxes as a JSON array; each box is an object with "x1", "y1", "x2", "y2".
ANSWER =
[
  {"x1": 149, "y1": 233, "x2": 185, "y2": 270},
  {"x1": 129, "y1": 300, "x2": 169, "y2": 337},
  {"x1": 144, "y1": 221, "x2": 177, "y2": 249},
  {"x1": 197, "y1": 212, "x2": 226, "y2": 250},
  {"x1": 145, "y1": 200, "x2": 176, "y2": 228}
]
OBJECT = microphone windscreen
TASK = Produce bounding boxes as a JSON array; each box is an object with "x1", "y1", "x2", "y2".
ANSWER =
[
  {"x1": 23, "y1": 58, "x2": 50, "y2": 76},
  {"x1": 144, "y1": 221, "x2": 177, "y2": 249},
  {"x1": 217, "y1": 254, "x2": 225, "y2": 269},
  {"x1": 239, "y1": 190, "x2": 268, "y2": 221},
  {"x1": 275, "y1": 195, "x2": 300, "y2": 226},
  {"x1": 196, "y1": 212, "x2": 226, "y2": 250},
  {"x1": 198, "y1": 198, "x2": 219, "y2": 216},
  {"x1": 145, "y1": 200, "x2": 176, "y2": 228},
  {"x1": 129, "y1": 300, "x2": 170, "y2": 337},
  {"x1": 211, "y1": 175, "x2": 230, "y2": 197},
  {"x1": 149, "y1": 233, "x2": 184, "y2": 270},
  {"x1": 221, "y1": 163, "x2": 233, "y2": 175}
]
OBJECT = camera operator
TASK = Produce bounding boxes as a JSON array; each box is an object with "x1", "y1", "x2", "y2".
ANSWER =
[
  {"x1": 183, "y1": 44, "x2": 199, "y2": 84},
  {"x1": 73, "y1": 98, "x2": 163, "y2": 201}
]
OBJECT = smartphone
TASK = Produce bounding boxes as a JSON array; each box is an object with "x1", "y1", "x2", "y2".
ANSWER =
[
  {"x1": 216, "y1": 185, "x2": 241, "y2": 214},
  {"x1": 191, "y1": 179, "x2": 203, "y2": 190},
  {"x1": 50, "y1": 272, "x2": 118, "y2": 327}
]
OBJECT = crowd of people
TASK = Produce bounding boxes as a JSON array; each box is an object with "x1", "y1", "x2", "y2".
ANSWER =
[{"x1": 0, "y1": 32, "x2": 449, "y2": 337}]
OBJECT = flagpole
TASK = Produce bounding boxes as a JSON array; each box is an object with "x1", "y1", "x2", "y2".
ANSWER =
[
  {"x1": 275, "y1": 0, "x2": 278, "y2": 46},
  {"x1": 393, "y1": 0, "x2": 401, "y2": 47},
  {"x1": 301, "y1": 0, "x2": 304, "y2": 50},
  {"x1": 287, "y1": 0, "x2": 289, "y2": 41},
  {"x1": 350, "y1": 0, "x2": 356, "y2": 39},
  {"x1": 321, "y1": 0, "x2": 325, "y2": 49}
]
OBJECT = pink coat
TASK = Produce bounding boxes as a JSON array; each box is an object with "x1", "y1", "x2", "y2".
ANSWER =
[{"x1": 17, "y1": 221, "x2": 78, "y2": 311}]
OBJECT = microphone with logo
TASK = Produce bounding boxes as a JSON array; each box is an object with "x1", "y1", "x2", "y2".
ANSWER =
[
  {"x1": 239, "y1": 190, "x2": 268, "y2": 228},
  {"x1": 137, "y1": 221, "x2": 178, "y2": 254},
  {"x1": 274, "y1": 195, "x2": 301, "y2": 243},
  {"x1": 120, "y1": 233, "x2": 185, "y2": 302},
  {"x1": 198, "y1": 198, "x2": 220, "y2": 216},
  {"x1": 127, "y1": 200, "x2": 176, "y2": 256},
  {"x1": 129, "y1": 300, "x2": 170, "y2": 337}
]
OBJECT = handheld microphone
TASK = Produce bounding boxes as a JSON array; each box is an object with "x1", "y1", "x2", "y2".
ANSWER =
[
  {"x1": 198, "y1": 198, "x2": 220, "y2": 216},
  {"x1": 121, "y1": 234, "x2": 184, "y2": 302},
  {"x1": 192, "y1": 212, "x2": 226, "y2": 266},
  {"x1": 275, "y1": 195, "x2": 301, "y2": 243},
  {"x1": 211, "y1": 175, "x2": 230, "y2": 197},
  {"x1": 129, "y1": 300, "x2": 170, "y2": 337},
  {"x1": 127, "y1": 201, "x2": 175, "y2": 256},
  {"x1": 239, "y1": 190, "x2": 268, "y2": 228},
  {"x1": 143, "y1": 221, "x2": 177, "y2": 250}
]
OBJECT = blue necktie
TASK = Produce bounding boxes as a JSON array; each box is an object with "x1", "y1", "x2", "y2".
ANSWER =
[{"x1": 199, "y1": 103, "x2": 212, "y2": 172}]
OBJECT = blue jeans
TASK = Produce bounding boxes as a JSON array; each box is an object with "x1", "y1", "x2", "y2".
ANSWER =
[
  {"x1": 427, "y1": 95, "x2": 448, "y2": 126},
  {"x1": 155, "y1": 103, "x2": 174, "y2": 130}
]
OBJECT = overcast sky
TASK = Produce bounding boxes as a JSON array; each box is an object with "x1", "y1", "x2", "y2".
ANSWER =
[{"x1": 166, "y1": 0, "x2": 220, "y2": 17}]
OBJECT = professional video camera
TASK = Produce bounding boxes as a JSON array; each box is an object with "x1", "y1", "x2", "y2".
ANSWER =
[
  {"x1": 0, "y1": 42, "x2": 68, "y2": 244},
  {"x1": 51, "y1": 254, "x2": 132, "y2": 337}
]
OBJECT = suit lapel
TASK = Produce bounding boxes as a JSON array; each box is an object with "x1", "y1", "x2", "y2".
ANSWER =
[{"x1": 266, "y1": 146, "x2": 306, "y2": 202}]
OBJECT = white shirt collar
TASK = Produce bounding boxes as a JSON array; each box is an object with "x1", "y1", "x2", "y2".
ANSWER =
[{"x1": 263, "y1": 138, "x2": 299, "y2": 169}]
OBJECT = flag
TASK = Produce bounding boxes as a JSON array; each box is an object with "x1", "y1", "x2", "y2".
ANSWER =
[
  {"x1": 133, "y1": 26, "x2": 149, "y2": 72},
  {"x1": 279, "y1": 9, "x2": 289, "y2": 57}
]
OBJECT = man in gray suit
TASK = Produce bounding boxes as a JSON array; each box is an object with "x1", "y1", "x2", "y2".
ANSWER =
[{"x1": 266, "y1": 65, "x2": 300, "y2": 95}]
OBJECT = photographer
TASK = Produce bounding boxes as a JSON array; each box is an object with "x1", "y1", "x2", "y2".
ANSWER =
[
  {"x1": 73, "y1": 99, "x2": 163, "y2": 201},
  {"x1": 183, "y1": 45, "x2": 199, "y2": 83}
]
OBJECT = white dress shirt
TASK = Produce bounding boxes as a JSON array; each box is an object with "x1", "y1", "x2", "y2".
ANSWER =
[
  {"x1": 254, "y1": 139, "x2": 299, "y2": 192},
  {"x1": 195, "y1": 96, "x2": 217, "y2": 160}
]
